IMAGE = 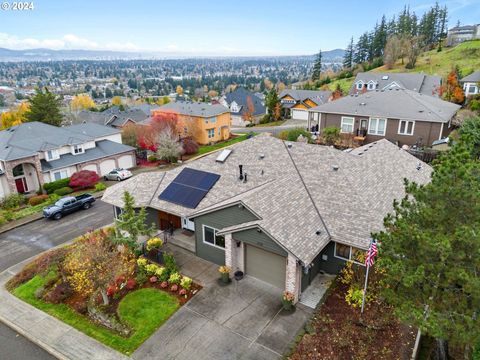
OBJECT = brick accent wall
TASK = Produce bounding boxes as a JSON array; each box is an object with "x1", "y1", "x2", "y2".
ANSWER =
[
  {"x1": 224, "y1": 234, "x2": 245, "y2": 273},
  {"x1": 286, "y1": 253, "x2": 301, "y2": 304},
  {"x1": 4, "y1": 155, "x2": 44, "y2": 194}
]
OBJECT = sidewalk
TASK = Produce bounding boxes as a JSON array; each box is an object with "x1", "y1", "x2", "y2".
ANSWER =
[{"x1": 0, "y1": 256, "x2": 127, "y2": 360}]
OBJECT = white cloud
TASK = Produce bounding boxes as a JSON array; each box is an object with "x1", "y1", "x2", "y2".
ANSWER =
[{"x1": 0, "y1": 33, "x2": 140, "y2": 51}]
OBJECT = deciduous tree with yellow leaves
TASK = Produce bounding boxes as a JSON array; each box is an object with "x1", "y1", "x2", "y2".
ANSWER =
[
  {"x1": 0, "y1": 102, "x2": 29, "y2": 130},
  {"x1": 111, "y1": 96, "x2": 123, "y2": 106},
  {"x1": 70, "y1": 94, "x2": 95, "y2": 112}
]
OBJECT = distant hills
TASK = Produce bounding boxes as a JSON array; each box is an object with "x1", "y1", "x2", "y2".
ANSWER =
[{"x1": 0, "y1": 47, "x2": 345, "y2": 62}]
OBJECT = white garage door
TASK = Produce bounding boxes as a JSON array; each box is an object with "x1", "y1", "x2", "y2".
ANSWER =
[
  {"x1": 99, "y1": 159, "x2": 116, "y2": 176},
  {"x1": 82, "y1": 164, "x2": 97, "y2": 173},
  {"x1": 291, "y1": 109, "x2": 309, "y2": 120},
  {"x1": 245, "y1": 245, "x2": 286, "y2": 289},
  {"x1": 118, "y1": 155, "x2": 134, "y2": 169}
]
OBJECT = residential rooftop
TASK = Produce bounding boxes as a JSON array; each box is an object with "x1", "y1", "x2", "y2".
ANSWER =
[
  {"x1": 310, "y1": 88, "x2": 461, "y2": 123},
  {"x1": 279, "y1": 89, "x2": 332, "y2": 105},
  {"x1": 102, "y1": 135, "x2": 432, "y2": 265},
  {"x1": 156, "y1": 101, "x2": 229, "y2": 118}
]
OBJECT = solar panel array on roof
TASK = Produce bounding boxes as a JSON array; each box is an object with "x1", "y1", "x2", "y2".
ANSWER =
[{"x1": 158, "y1": 168, "x2": 220, "y2": 209}]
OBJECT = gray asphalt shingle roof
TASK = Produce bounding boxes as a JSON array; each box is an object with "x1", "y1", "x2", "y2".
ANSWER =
[
  {"x1": 41, "y1": 140, "x2": 134, "y2": 172},
  {"x1": 102, "y1": 135, "x2": 432, "y2": 265},
  {"x1": 460, "y1": 70, "x2": 480, "y2": 83},
  {"x1": 68, "y1": 123, "x2": 121, "y2": 138},
  {"x1": 0, "y1": 122, "x2": 91, "y2": 161},
  {"x1": 351, "y1": 72, "x2": 442, "y2": 96},
  {"x1": 311, "y1": 88, "x2": 460, "y2": 123},
  {"x1": 157, "y1": 101, "x2": 229, "y2": 117},
  {"x1": 224, "y1": 87, "x2": 266, "y2": 116},
  {"x1": 279, "y1": 89, "x2": 332, "y2": 106}
]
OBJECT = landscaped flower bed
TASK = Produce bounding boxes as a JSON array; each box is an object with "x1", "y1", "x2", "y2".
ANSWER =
[{"x1": 6, "y1": 227, "x2": 201, "y2": 355}]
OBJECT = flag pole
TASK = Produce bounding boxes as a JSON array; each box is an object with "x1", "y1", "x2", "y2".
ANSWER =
[{"x1": 361, "y1": 260, "x2": 370, "y2": 314}]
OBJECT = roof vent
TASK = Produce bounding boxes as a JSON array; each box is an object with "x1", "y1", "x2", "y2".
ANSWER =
[
  {"x1": 416, "y1": 162, "x2": 422, "y2": 171},
  {"x1": 243, "y1": 173, "x2": 248, "y2": 183},
  {"x1": 382, "y1": 75, "x2": 389, "y2": 80},
  {"x1": 259, "y1": 153, "x2": 265, "y2": 160},
  {"x1": 238, "y1": 164, "x2": 244, "y2": 180},
  {"x1": 287, "y1": 143, "x2": 293, "y2": 148},
  {"x1": 359, "y1": 102, "x2": 366, "y2": 106},
  {"x1": 332, "y1": 165, "x2": 339, "y2": 171},
  {"x1": 316, "y1": 230, "x2": 322, "y2": 235}
]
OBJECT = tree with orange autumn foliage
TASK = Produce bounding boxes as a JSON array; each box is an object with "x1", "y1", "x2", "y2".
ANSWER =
[
  {"x1": 443, "y1": 69, "x2": 465, "y2": 104},
  {"x1": 242, "y1": 96, "x2": 255, "y2": 122},
  {"x1": 331, "y1": 83, "x2": 343, "y2": 100}
]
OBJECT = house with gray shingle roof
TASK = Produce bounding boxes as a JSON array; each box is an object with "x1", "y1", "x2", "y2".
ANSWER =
[
  {"x1": 76, "y1": 107, "x2": 150, "y2": 129},
  {"x1": 308, "y1": 88, "x2": 461, "y2": 147},
  {"x1": 279, "y1": 89, "x2": 332, "y2": 121},
  {"x1": 0, "y1": 122, "x2": 135, "y2": 199},
  {"x1": 219, "y1": 87, "x2": 266, "y2": 126},
  {"x1": 460, "y1": 70, "x2": 480, "y2": 96},
  {"x1": 350, "y1": 72, "x2": 442, "y2": 97},
  {"x1": 102, "y1": 134, "x2": 431, "y2": 302}
]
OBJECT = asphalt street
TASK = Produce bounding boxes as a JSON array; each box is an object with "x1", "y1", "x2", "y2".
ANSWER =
[{"x1": 0, "y1": 199, "x2": 114, "y2": 360}]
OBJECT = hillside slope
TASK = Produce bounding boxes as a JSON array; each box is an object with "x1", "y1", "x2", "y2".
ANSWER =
[{"x1": 328, "y1": 40, "x2": 480, "y2": 94}]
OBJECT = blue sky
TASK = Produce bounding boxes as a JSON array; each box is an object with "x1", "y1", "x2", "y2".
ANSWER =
[{"x1": 0, "y1": 0, "x2": 478, "y2": 55}]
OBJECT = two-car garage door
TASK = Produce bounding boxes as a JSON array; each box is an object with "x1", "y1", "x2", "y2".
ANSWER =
[
  {"x1": 291, "y1": 109, "x2": 309, "y2": 121},
  {"x1": 245, "y1": 244, "x2": 286, "y2": 289}
]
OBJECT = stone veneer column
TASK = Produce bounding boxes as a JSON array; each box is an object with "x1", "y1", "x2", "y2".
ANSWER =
[
  {"x1": 224, "y1": 233, "x2": 234, "y2": 269},
  {"x1": 285, "y1": 253, "x2": 300, "y2": 304}
]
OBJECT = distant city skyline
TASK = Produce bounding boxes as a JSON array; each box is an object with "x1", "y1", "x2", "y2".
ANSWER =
[{"x1": 0, "y1": 0, "x2": 478, "y2": 56}]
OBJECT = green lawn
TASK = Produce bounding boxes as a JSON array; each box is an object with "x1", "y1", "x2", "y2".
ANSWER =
[
  {"x1": 327, "y1": 77, "x2": 355, "y2": 94},
  {"x1": 13, "y1": 275, "x2": 179, "y2": 355},
  {"x1": 197, "y1": 133, "x2": 253, "y2": 155}
]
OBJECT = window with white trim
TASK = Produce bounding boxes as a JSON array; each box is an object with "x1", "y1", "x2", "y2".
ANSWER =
[
  {"x1": 45, "y1": 149, "x2": 59, "y2": 161},
  {"x1": 72, "y1": 144, "x2": 84, "y2": 155},
  {"x1": 468, "y1": 85, "x2": 477, "y2": 94},
  {"x1": 356, "y1": 82, "x2": 363, "y2": 90},
  {"x1": 203, "y1": 225, "x2": 225, "y2": 249},
  {"x1": 334, "y1": 242, "x2": 365, "y2": 265},
  {"x1": 368, "y1": 118, "x2": 386, "y2": 136},
  {"x1": 367, "y1": 82, "x2": 375, "y2": 90},
  {"x1": 340, "y1": 117, "x2": 354, "y2": 133},
  {"x1": 398, "y1": 120, "x2": 415, "y2": 135},
  {"x1": 207, "y1": 128, "x2": 215, "y2": 139},
  {"x1": 53, "y1": 170, "x2": 68, "y2": 181}
]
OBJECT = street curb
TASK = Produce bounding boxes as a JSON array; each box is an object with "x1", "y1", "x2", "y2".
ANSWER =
[{"x1": 0, "y1": 191, "x2": 105, "y2": 235}]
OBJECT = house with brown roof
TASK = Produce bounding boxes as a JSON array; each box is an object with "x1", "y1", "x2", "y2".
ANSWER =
[
  {"x1": 102, "y1": 134, "x2": 431, "y2": 303},
  {"x1": 308, "y1": 88, "x2": 461, "y2": 147}
]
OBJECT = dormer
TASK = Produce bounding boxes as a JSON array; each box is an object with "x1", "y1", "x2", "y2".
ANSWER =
[
  {"x1": 45, "y1": 149, "x2": 60, "y2": 162},
  {"x1": 355, "y1": 80, "x2": 364, "y2": 90},
  {"x1": 71, "y1": 144, "x2": 85, "y2": 155},
  {"x1": 366, "y1": 80, "x2": 377, "y2": 90}
]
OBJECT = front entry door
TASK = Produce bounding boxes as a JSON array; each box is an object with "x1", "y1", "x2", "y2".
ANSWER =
[{"x1": 15, "y1": 177, "x2": 28, "y2": 193}]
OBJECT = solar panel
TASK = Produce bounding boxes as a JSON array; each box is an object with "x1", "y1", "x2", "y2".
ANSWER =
[{"x1": 158, "y1": 167, "x2": 221, "y2": 209}]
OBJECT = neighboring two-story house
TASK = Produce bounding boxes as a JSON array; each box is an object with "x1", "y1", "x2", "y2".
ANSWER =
[
  {"x1": 350, "y1": 72, "x2": 442, "y2": 97},
  {"x1": 76, "y1": 106, "x2": 156, "y2": 128},
  {"x1": 152, "y1": 102, "x2": 231, "y2": 145},
  {"x1": 219, "y1": 87, "x2": 266, "y2": 127},
  {"x1": 279, "y1": 90, "x2": 332, "y2": 120},
  {"x1": 308, "y1": 88, "x2": 461, "y2": 147},
  {"x1": 0, "y1": 122, "x2": 136, "y2": 198},
  {"x1": 460, "y1": 70, "x2": 480, "y2": 96}
]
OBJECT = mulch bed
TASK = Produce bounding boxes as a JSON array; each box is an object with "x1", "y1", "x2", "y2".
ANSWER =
[
  {"x1": 135, "y1": 158, "x2": 169, "y2": 167},
  {"x1": 289, "y1": 282, "x2": 417, "y2": 360}
]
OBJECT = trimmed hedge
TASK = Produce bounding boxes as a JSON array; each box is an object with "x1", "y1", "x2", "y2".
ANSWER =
[
  {"x1": 53, "y1": 187, "x2": 74, "y2": 196},
  {"x1": 44, "y1": 178, "x2": 71, "y2": 194},
  {"x1": 28, "y1": 195, "x2": 50, "y2": 206}
]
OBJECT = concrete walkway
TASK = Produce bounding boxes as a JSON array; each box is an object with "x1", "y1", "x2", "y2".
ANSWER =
[
  {"x1": 0, "y1": 258, "x2": 128, "y2": 360},
  {"x1": 299, "y1": 274, "x2": 335, "y2": 309}
]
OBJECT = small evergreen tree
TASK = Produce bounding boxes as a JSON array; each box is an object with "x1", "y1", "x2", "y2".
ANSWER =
[
  {"x1": 312, "y1": 50, "x2": 322, "y2": 81},
  {"x1": 25, "y1": 88, "x2": 63, "y2": 126},
  {"x1": 343, "y1": 38, "x2": 354, "y2": 69}
]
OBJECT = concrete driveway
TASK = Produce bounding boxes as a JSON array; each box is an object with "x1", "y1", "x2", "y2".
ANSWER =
[{"x1": 134, "y1": 245, "x2": 313, "y2": 360}]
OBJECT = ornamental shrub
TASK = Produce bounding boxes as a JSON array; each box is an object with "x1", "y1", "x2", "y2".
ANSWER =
[
  {"x1": 3, "y1": 210, "x2": 13, "y2": 221},
  {"x1": 147, "y1": 155, "x2": 158, "y2": 162},
  {"x1": 94, "y1": 182, "x2": 106, "y2": 192},
  {"x1": 181, "y1": 137, "x2": 199, "y2": 155},
  {"x1": 1, "y1": 193, "x2": 25, "y2": 209},
  {"x1": 69, "y1": 170, "x2": 100, "y2": 189},
  {"x1": 43, "y1": 178, "x2": 70, "y2": 194},
  {"x1": 146, "y1": 237, "x2": 163, "y2": 251},
  {"x1": 136, "y1": 258, "x2": 148, "y2": 269},
  {"x1": 53, "y1": 187, "x2": 73, "y2": 196},
  {"x1": 28, "y1": 194, "x2": 49, "y2": 206},
  {"x1": 322, "y1": 127, "x2": 341, "y2": 146},
  {"x1": 145, "y1": 263, "x2": 159, "y2": 275},
  {"x1": 168, "y1": 272, "x2": 181, "y2": 285},
  {"x1": 155, "y1": 266, "x2": 168, "y2": 282},
  {"x1": 125, "y1": 278, "x2": 136, "y2": 290},
  {"x1": 163, "y1": 253, "x2": 178, "y2": 275},
  {"x1": 180, "y1": 276, "x2": 192, "y2": 290}
]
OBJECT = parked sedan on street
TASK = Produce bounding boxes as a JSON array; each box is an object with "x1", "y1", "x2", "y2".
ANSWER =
[{"x1": 103, "y1": 168, "x2": 133, "y2": 181}]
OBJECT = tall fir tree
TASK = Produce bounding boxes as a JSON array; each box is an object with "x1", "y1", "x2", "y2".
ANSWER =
[
  {"x1": 311, "y1": 50, "x2": 322, "y2": 81},
  {"x1": 343, "y1": 38, "x2": 354, "y2": 69},
  {"x1": 375, "y1": 138, "x2": 480, "y2": 359},
  {"x1": 25, "y1": 88, "x2": 63, "y2": 126}
]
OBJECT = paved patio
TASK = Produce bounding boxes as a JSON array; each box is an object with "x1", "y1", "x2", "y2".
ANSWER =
[{"x1": 133, "y1": 245, "x2": 314, "y2": 360}]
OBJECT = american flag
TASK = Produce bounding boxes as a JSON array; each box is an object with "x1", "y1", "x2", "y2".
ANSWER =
[{"x1": 365, "y1": 241, "x2": 378, "y2": 267}]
